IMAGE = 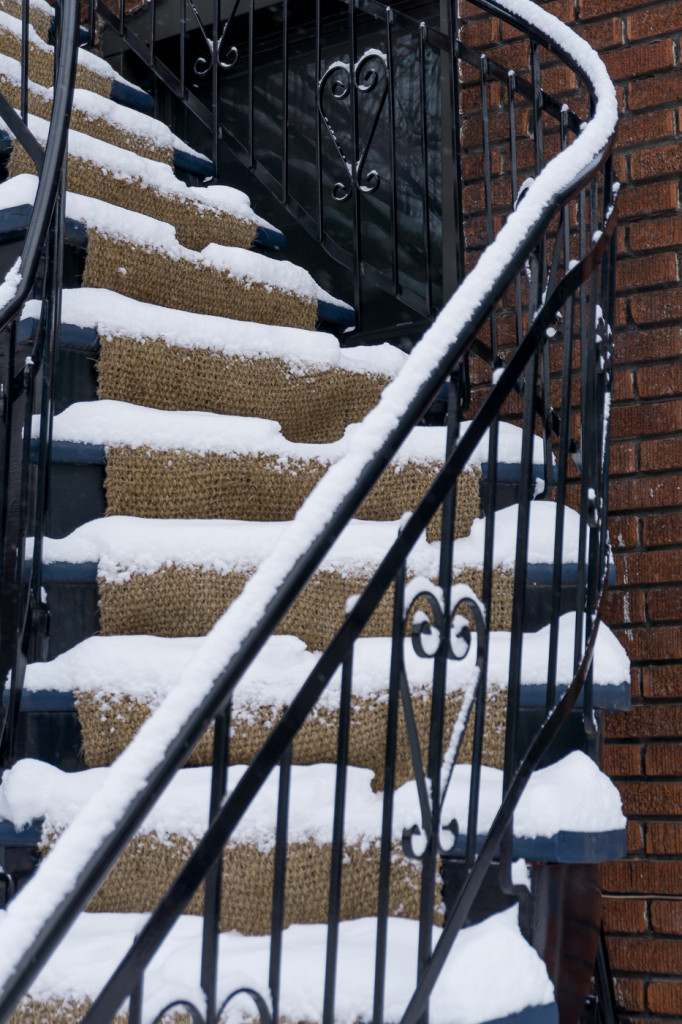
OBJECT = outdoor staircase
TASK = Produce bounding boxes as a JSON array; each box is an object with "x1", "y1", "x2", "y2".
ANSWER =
[{"x1": 0, "y1": 2, "x2": 627, "y2": 1023}]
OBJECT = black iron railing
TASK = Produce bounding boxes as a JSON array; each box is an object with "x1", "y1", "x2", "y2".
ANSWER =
[
  {"x1": 0, "y1": 0, "x2": 79, "y2": 769},
  {"x1": 0, "y1": 0, "x2": 619, "y2": 1022}
]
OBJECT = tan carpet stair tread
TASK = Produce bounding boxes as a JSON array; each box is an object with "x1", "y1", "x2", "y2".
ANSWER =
[
  {"x1": 0, "y1": 52, "x2": 207, "y2": 164},
  {"x1": 1, "y1": 907, "x2": 557, "y2": 1024},
  {"x1": 0, "y1": 0, "x2": 52, "y2": 42},
  {"x1": 0, "y1": 8, "x2": 149, "y2": 100},
  {"x1": 2, "y1": 175, "x2": 345, "y2": 329},
  {"x1": 22, "y1": 621, "x2": 631, "y2": 772},
  {"x1": 0, "y1": 755, "x2": 625, "y2": 926},
  {"x1": 35, "y1": 513, "x2": 536, "y2": 642},
  {"x1": 23, "y1": 289, "x2": 402, "y2": 440},
  {"x1": 48, "y1": 400, "x2": 480, "y2": 530},
  {"x1": 7, "y1": 113, "x2": 275, "y2": 251}
]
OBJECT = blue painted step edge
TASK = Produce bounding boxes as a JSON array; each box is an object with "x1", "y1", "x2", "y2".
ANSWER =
[
  {"x1": 0, "y1": 204, "x2": 87, "y2": 246},
  {"x1": 109, "y1": 80, "x2": 154, "y2": 115},
  {"x1": 318, "y1": 298, "x2": 355, "y2": 327},
  {"x1": 445, "y1": 827, "x2": 627, "y2": 864},
  {"x1": 26, "y1": 551, "x2": 613, "y2": 588},
  {"x1": 18, "y1": 317, "x2": 100, "y2": 350},
  {"x1": 0, "y1": 820, "x2": 42, "y2": 847},
  {"x1": 19, "y1": 676, "x2": 629, "y2": 713},
  {"x1": 172, "y1": 148, "x2": 214, "y2": 179}
]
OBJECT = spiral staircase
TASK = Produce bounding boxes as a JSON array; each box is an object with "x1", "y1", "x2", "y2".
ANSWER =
[{"x1": 0, "y1": 1, "x2": 627, "y2": 1023}]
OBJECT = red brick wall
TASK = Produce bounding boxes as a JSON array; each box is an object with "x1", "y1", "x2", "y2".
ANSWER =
[{"x1": 567, "y1": 0, "x2": 682, "y2": 1019}]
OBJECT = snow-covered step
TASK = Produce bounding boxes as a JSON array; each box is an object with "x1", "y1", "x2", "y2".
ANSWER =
[
  {"x1": 6, "y1": 112, "x2": 284, "y2": 252},
  {"x1": 0, "y1": 0, "x2": 52, "y2": 42},
  {"x1": 31, "y1": 513, "x2": 528, "y2": 648},
  {"x1": 0, "y1": 908, "x2": 558, "y2": 1024},
  {"x1": 0, "y1": 52, "x2": 212, "y2": 172},
  {"x1": 31, "y1": 502, "x2": 609, "y2": 646},
  {"x1": 18, "y1": 617, "x2": 630, "y2": 772},
  {"x1": 0, "y1": 9, "x2": 153, "y2": 111},
  {"x1": 21, "y1": 290, "x2": 398, "y2": 441},
  {"x1": 0, "y1": 753, "x2": 626, "y2": 903},
  {"x1": 40, "y1": 401, "x2": 482, "y2": 537},
  {"x1": 1, "y1": 175, "x2": 350, "y2": 329}
]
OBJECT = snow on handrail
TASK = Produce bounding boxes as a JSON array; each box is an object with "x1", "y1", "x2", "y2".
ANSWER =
[{"x1": 0, "y1": 0, "x2": 617, "y2": 1005}]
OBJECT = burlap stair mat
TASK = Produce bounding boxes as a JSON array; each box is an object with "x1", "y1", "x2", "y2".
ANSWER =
[
  {"x1": 9, "y1": 142, "x2": 256, "y2": 252},
  {"x1": 82, "y1": 231, "x2": 317, "y2": 330},
  {"x1": 40, "y1": 831, "x2": 434, "y2": 935},
  {"x1": 103, "y1": 446, "x2": 480, "y2": 538},
  {"x1": 77, "y1": 685, "x2": 509, "y2": 780},
  {"x1": 98, "y1": 337, "x2": 392, "y2": 443},
  {"x1": 0, "y1": 24, "x2": 113, "y2": 95},
  {"x1": 98, "y1": 565, "x2": 514, "y2": 649},
  {"x1": 0, "y1": 0, "x2": 51, "y2": 41}
]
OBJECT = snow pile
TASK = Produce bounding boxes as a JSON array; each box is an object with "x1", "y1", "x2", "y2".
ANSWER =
[
  {"x1": 22, "y1": 288, "x2": 404, "y2": 375},
  {"x1": 0, "y1": 175, "x2": 349, "y2": 306},
  {"x1": 31, "y1": 500, "x2": 591, "y2": 583},
  {"x1": 0, "y1": 52, "x2": 208, "y2": 161},
  {"x1": 2, "y1": 111, "x2": 272, "y2": 228},
  {"x1": 3, "y1": 908, "x2": 555, "y2": 1024},
  {"x1": 0, "y1": 751, "x2": 625, "y2": 846},
  {"x1": 22, "y1": 613, "x2": 630, "y2": 705},
  {"x1": 0, "y1": 8, "x2": 144, "y2": 89}
]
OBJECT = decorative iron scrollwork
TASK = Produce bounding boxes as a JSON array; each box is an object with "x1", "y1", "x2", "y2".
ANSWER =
[
  {"x1": 187, "y1": 0, "x2": 238, "y2": 78},
  {"x1": 399, "y1": 583, "x2": 487, "y2": 860},
  {"x1": 318, "y1": 48, "x2": 388, "y2": 202},
  {"x1": 147, "y1": 987, "x2": 272, "y2": 1024}
]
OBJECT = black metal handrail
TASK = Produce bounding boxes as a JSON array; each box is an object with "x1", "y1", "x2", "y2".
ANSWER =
[
  {"x1": 0, "y1": 1, "x2": 619, "y2": 1022},
  {"x1": 0, "y1": 0, "x2": 79, "y2": 766}
]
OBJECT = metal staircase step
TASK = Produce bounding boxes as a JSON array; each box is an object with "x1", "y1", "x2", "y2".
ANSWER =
[
  {"x1": 0, "y1": 50, "x2": 212, "y2": 172},
  {"x1": 0, "y1": 902, "x2": 559, "y2": 1024},
  {"x1": 20, "y1": 289, "x2": 397, "y2": 434},
  {"x1": 0, "y1": 175, "x2": 339, "y2": 329},
  {"x1": 4, "y1": 112, "x2": 284, "y2": 252},
  {"x1": 14, "y1": 619, "x2": 630, "y2": 774},
  {"x1": 0, "y1": 7, "x2": 153, "y2": 110}
]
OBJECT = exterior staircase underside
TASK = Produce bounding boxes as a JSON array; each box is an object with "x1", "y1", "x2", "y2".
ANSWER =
[{"x1": 0, "y1": 2, "x2": 627, "y2": 1022}]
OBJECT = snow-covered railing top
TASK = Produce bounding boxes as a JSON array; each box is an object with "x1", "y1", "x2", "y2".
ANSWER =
[{"x1": 0, "y1": 0, "x2": 618, "y2": 1017}]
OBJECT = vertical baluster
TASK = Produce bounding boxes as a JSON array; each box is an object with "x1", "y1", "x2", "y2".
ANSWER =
[
  {"x1": 545, "y1": 110, "x2": 572, "y2": 711},
  {"x1": 385, "y1": 7, "x2": 398, "y2": 296},
  {"x1": 372, "y1": 561, "x2": 405, "y2": 1024},
  {"x1": 439, "y1": 0, "x2": 460, "y2": 302},
  {"x1": 416, "y1": 371, "x2": 461, "y2": 1024},
  {"x1": 500, "y1": 346, "x2": 538, "y2": 888},
  {"x1": 315, "y1": 0, "x2": 323, "y2": 242},
  {"x1": 150, "y1": 0, "x2": 156, "y2": 64},
  {"x1": 348, "y1": 1, "x2": 362, "y2": 326},
  {"x1": 480, "y1": 56, "x2": 497, "y2": 354},
  {"x1": 211, "y1": 0, "x2": 220, "y2": 176},
  {"x1": 506, "y1": 72, "x2": 523, "y2": 351},
  {"x1": 180, "y1": 0, "x2": 186, "y2": 98},
  {"x1": 573, "y1": 182, "x2": 588, "y2": 678},
  {"x1": 417, "y1": 21, "x2": 432, "y2": 314},
  {"x1": 201, "y1": 702, "x2": 231, "y2": 1024},
  {"x1": 269, "y1": 743, "x2": 292, "y2": 1024},
  {"x1": 248, "y1": 0, "x2": 254, "y2": 168},
  {"x1": 21, "y1": 0, "x2": 28, "y2": 122},
  {"x1": 281, "y1": 0, "x2": 288, "y2": 204},
  {"x1": 321, "y1": 648, "x2": 353, "y2": 1024},
  {"x1": 88, "y1": 0, "x2": 95, "y2": 50},
  {"x1": 128, "y1": 978, "x2": 143, "y2": 1024}
]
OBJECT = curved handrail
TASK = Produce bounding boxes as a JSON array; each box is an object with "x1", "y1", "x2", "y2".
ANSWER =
[
  {"x1": 0, "y1": 0, "x2": 79, "y2": 327},
  {"x1": 0, "y1": 0, "x2": 618, "y2": 1017}
]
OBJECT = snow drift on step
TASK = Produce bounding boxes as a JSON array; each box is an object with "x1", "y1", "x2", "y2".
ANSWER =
[
  {"x1": 22, "y1": 614, "x2": 630, "y2": 707},
  {"x1": 0, "y1": 908, "x2": 555, "y2": 1024},
  {"x1": 0, "y1": 752, "x2": 625, "y2": 846}
]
